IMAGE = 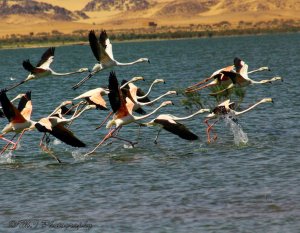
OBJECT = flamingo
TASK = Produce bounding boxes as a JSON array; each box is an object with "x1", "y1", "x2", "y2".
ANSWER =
[
  {"x1": 204, "y1": 98, "x2": 274, "y2": 143},
  {"x1": 0, "y1": 90, "x2": 35, "y2": 154},
  {"x1": 35, "y1": 103, "x2": 93, "y2": 149},
  {"x1": 72, "y1": 30, "x2": 150, "y2": 89},
  {"x1": 185, "y1": 57, "x2": 273, "y2": 94},
  {"x1": 209, "y1": 61, "x2": 282, "y2": 96},
  {"x1": 5, "y1": 47, "x2": 89, "y2": 91},
  {"x1": 140, "y1": 108, "x2": 210, "y2": 143},
  {"x1": 84, "y1": 71, "x2": 173, "y2": 156}
]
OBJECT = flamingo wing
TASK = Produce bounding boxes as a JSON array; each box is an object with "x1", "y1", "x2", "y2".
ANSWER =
[
  {"x1": 89, "y1": 30, "x2": 101, "y2": 62},
  {"x1": 154, "y1": 118, "x2": 198, "y2": 140},
  {"x1": 50, "y1": 124, "x2": 86, "y2": 147},
  {"x1": 88, "y1": 95, "x2": 108, "y2": 110},
  {"x1": 100, "y1": 30, "x2": 114, "y2": 60},
  {"x1": 18, "y1": 91, "x2": 32, "y2": 120},
  {"x1": 22, "y1": 60, "x2": 36, "y2": 73},
  {"x1": 108, "y1": 72, "x2": 129, "y2": 116},
  {"x1": 36, "y1": 47, "x2": 55, "y2": 68},
  {"x1": 0, "y1": 90, "x2": 26, "y2": 123}
]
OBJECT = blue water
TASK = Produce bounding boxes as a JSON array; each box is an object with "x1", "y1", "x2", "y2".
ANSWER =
[{"x1": 0, "y1": 33, "x2": 300, "y2": 232}]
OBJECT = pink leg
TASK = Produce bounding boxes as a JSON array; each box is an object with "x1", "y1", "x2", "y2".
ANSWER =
[
  {"x1": 9, "y1": 129, "x2": 28, "y2": 151},
  {"x1": 186, "y1": 76, "x2": 215, "y2": 91},
  {"x1": 185, "y1": 82, "x2": 215, "y2": 93},
  {"x1": 0, "y1": 134, "x2": 17, "y2": 155},
  {"x1": 204, "y1": 119, "x2": 219, "y2": 143},
  {"x1": 95, "y1": 111, "x2": 113, "y2": 130},
  {"x1": 84, "y1": 127, "x2": 119, "y2": 157}
]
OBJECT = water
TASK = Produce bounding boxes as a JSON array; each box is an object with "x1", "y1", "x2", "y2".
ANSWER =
[{"x1": 0, "y1": 33, "x2": 300, "y2": 232}]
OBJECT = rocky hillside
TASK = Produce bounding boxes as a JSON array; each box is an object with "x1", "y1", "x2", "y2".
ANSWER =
[
  {"x1": 82, "y1": 0, "x2": 152, "y2": 11},
  {"x1": 0, "y1": 0, "x2": 89, "y2": 21}
]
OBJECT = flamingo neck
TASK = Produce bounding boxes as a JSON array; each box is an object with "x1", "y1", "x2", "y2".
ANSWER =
[
  {"x1": 137, "y1": 81, "x2": 156, "y2": 99},
  {"x1": 133, "y1": 103, "x2": 166, "y2": 121},
  {"x1": 171, "y1": 109, "x2": 210, "y2": 121},
  {"x1": 115, "y1": 59, "x2": 145, "y2": 66},
  {"x1": 235, "y1": 100, "x2": 265, "y2": 116},
  {"x1": 51, "y1": 70, "x2": 81, "y2": 76},
  {"x1": 138, "y1": 91, "x2": 173, "y2": 106}
]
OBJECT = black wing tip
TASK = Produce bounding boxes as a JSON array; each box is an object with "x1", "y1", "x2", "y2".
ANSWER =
[
  {"x1": 25, "y1": 91, "x2": 32, "y2": 100},
  {"x1": 0, "y1": 89, "x2": 7, "y2": 95},
  {"x1": 35, "y1": 123, "x2": 48, "y2": 133}
]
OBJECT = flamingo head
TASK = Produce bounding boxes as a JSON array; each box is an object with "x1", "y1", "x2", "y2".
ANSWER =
[
  {"x1": 167, "y1": 90, "x2": 177, "y2": 95},
  {"x1": 78, "y1": 68, "x2": 89, "y2": 73},
  {"x1": 161, "y1": 100, "x2": 174, "y2": 107},
  {"x1": 260, "y1": 98, "x2": 273, "y2": 104},
  {"x1": 131, "y1": 76, "x2": 145, "y2": 82},
  {"x1": 154, "y1": 79, "x2": 165, "y2": 84},
  {"x1": 198, "y1": 108, "x2": 211, "y2": 114},
  {"x1": 138, "y1": 58, "x2": 150, "y2": 63}
]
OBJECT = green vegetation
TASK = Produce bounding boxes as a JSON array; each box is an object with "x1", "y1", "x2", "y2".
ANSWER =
[{"x1": 0, "y1": 20, "x2": 299, "y2": 49}]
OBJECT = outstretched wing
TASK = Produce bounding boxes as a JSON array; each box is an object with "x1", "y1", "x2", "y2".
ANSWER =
[
  {"x1": 22, "y1": 59, "x2": 36, "y2": 73},
  {"x1": 154, "y1": 119, "x2": 198, "y2": 140},
  {"x1": 36, "y1": 47, "x2": 55, "y2": 68},
  {"x1": 108, "y1": 72, "x2": 128, "y2": 116},
  {"x1": 100, "y1": 30, "x2": 114, "y2": 60},
  {"x1": 0, "y1": 90, "x2": 25, "y2": 123},
  {"x1": 18, "y1": 91, "x2": 32, "y2": 120},
  {"x1": 89, "y1": 30, "x2": 101, "y2": 61},
  {"x1": 108, "y1": 71, "x2": 121, "y2": 113},
  {"x1": 50, "y1": 125, "x2": 86, "y2": 147}
]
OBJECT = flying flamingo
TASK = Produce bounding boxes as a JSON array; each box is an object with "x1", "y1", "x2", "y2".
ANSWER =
[
  {"x1": 140, "y1": 108, "x2": 210, "y2": 144},
  {"x1": 185, "y1": 57, "x2": 273, "y2": 94},
  {"x1": 204, "y1": 98, "x2": 274, "y2": 143},
  {"x1": 83, "y1": 71, "x2": 173, "y2": 156},
  {"x1": 72, "y1": 30, "x2": 150, "y2": 89},
  {"x1": 5, "y1": 47, "x2": 89, "y2": 91},
  {"x1": 209, "y1": 61, "x2": 282, "y2": 96},
  {"x1": 0, "y1": 90, "x2": 35, "y2": 154},
  {"x1": 35, "y1": 103, "x2": 93, "y2": 151}
]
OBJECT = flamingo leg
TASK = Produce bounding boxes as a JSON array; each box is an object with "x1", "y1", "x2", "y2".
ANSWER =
[
  {"x1": 0, "y1": 134, "x2": 17, "y2": 155},
  {"x1": 154, "y1": 128, "x2": 162, "y2": 144},
  {"x1": 9, "y1": 128, "x2": 29, "y2": 151},
  {"x1": 185, "y1": 82, "x2": 216, "y2": 93},
  {"x1": 111, "y1": 135, "x2": 137, "y2": 147},
  {"x1": 186, "y1": 76, "x2": 215, "y2": 91},
  {"x1": 84, "y1": 127, "x2": 119, "y2": 157},
  {"x1": 95, "y1": 111, "x2": 113, "y2": 130},
  {"x1": 205, "y1": 119, "x2": 219, "y2": 143},
  {"x1": 72, "y1": 72, "x2": 94, "y2": 90}
]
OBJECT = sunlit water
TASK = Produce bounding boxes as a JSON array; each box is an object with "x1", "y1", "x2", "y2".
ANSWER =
[{"x1": 0, "y1": 33, "x2": 300, "y2": 232}]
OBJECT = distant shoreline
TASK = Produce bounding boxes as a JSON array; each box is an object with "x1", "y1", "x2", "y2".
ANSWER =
[{"x1": 1, "y1": 28, "x2": 299, "y2": 50}]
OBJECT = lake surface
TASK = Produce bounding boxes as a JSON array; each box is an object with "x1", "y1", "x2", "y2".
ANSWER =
[{"x1": 0, "y1": 33, "x2": 299, "y2": 232}]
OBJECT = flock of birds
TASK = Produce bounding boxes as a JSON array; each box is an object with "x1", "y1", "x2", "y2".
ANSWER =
[{"x1": 0, "y1": 30, "x2": 283, "y2": 163}]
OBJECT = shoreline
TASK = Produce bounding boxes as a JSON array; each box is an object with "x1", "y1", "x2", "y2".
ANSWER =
[{"x1": 1, "y1": 29, "x2": 299, "y2": 50}]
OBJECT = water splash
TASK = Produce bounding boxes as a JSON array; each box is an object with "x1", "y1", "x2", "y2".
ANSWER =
[
  {"x1": 72, "y1": 150, "x2": 88, "y2": 161},
  {"x1": 224, "y1": 113, "x2": 248, "y2": 146},
  {"x1": 53, "y1": 139, "x2": 61, "y2": 145},
  {"x1": 0, "y1": 151, "x2": 15, "y2": 164}
]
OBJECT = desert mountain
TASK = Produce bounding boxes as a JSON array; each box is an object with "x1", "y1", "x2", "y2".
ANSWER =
[
  {"x1": 0, "y1": 0, "x2": 88, "y2": 21},
  {"x1": 0, "y1": 0, "x2": 299, "y2": 37}
]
